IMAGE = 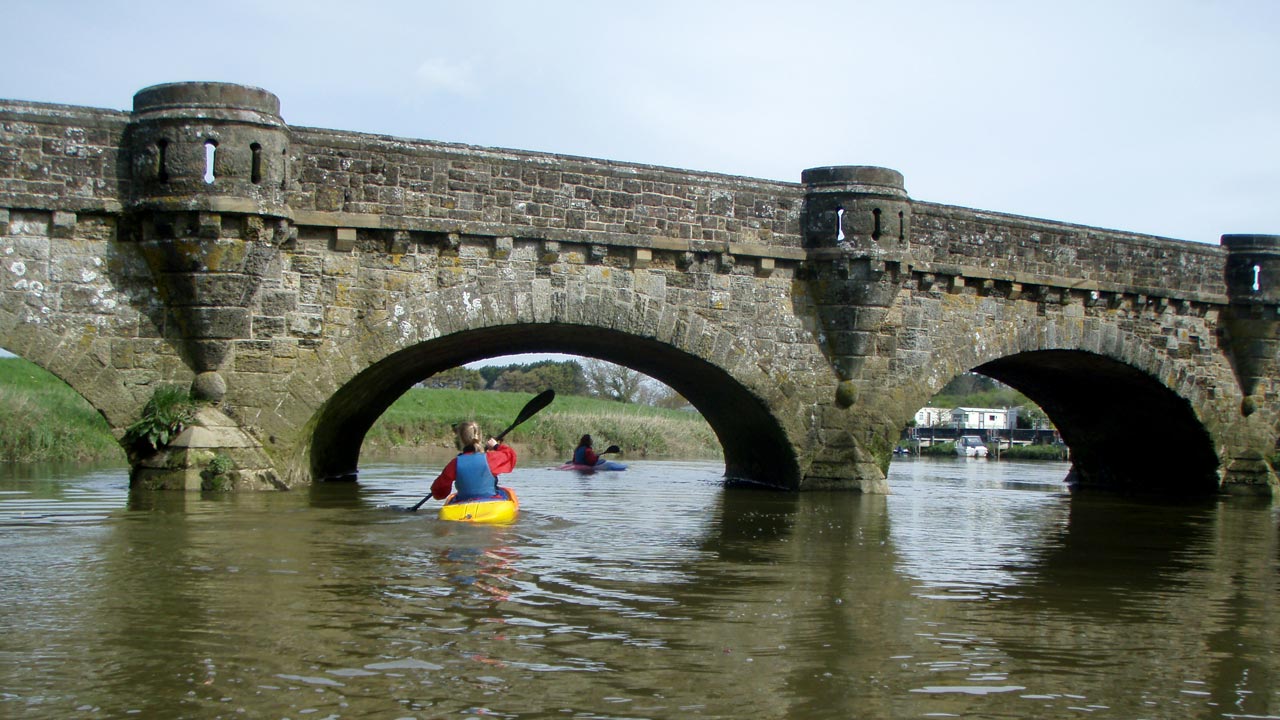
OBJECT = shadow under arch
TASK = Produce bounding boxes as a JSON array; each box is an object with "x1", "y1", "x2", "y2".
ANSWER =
[
  {"x1": 975, "y1": 349, "x2": 1219, "y2": 494},
  {"x1": 307, "y1": 323, "x2": 799, "y2": 488}
]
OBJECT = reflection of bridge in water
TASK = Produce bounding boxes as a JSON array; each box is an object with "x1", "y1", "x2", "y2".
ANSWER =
[{"x1": 1, "y1": 81, "x2": 1278, "y2": 497}]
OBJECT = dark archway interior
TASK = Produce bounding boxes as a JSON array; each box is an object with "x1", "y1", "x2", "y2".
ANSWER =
[
  {"x1": 309, "y1": 324, "x2": 799, "y2": 487},
  {"x1": 976, "y1": 350, "x2": 1220, "y2": 494}
]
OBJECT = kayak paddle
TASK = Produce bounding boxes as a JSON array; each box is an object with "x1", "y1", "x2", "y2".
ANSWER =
[{"x1": 409, "y1": 388, "x2": 556, "y2": 511}]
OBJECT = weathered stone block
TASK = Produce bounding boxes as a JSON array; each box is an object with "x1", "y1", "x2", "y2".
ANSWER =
[
  {"x1": 334, "y1": 227, "x2": 356, "y2": 252},
  {"x1": 186, "y1": 307, "x2": 251, "y2": 338}
]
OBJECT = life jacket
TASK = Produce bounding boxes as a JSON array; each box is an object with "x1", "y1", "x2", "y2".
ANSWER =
[
  {"x1": 454, "y1": 451, "x2": 498, "y2": 500},
  {"x1": 573, "y1": 445, "x2": 596, "y2": 465}
]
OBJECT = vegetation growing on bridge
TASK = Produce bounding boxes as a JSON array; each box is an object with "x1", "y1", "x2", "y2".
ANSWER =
[{"x1": 122, "y1": 385, "x2": 196, "y2": 454}]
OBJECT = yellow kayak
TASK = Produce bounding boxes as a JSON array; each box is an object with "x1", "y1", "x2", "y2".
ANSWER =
[{"x1": 438, "y1": 488, "x2": 519, "y2": 524}]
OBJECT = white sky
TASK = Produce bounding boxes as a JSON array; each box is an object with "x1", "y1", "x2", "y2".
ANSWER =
[{"x1": 1, "y1": 0, "x2": 1276, "y2": 248}]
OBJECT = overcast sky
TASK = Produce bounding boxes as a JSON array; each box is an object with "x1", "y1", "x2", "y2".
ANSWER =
[{"x1": 2, "y1": 0, "x2": 1276, "y2": 247}]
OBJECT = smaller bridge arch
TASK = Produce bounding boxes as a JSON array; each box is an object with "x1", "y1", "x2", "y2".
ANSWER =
[{"x1": 976, "y1": 350, "x2": 1220, "y2": 494}]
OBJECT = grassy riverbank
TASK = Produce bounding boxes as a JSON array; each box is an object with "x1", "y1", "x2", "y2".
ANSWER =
[
  {"x1": 366, "y1": 387, "x2": 721, "y2": 460},
  {"x1": 0, "y1": 357, "x2": 721, "y2": 463},
  {"x1": 0, "y1": 357, "x2": 124, "y2": 463}
]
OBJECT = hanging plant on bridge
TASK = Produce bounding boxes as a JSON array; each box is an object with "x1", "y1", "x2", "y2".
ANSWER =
[{"x1": 123, "y1": 385, "x2": 197, "y2": 454}]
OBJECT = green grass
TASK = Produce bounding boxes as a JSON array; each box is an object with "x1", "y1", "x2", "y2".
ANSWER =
[
  {"x1": 0, "y1": 358, "x2": 722, "y2": 464},
  {"x1": 0, "y1": 357, "x2": 124, "y2": 463},
  {"x1": 1001, "y1": 443, "x2": 1069, "y2": 461},
  {"x1": 918, "y1": 441, "x2": 956, "y2": 457},
  {"x1": 367, "y1": 388, "x2": 721, "y2": 459}
]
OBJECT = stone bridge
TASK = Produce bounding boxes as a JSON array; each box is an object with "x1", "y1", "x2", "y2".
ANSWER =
[{"x1": 1, "y1": 81, "x2": 1277, "y2": 496}]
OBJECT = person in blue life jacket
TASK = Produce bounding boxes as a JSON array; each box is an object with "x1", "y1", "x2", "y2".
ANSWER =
[
  {"x1": 572, "y1": 434, "x2": 601, "y2": 467},
  {"x1": 430, "y1": 421, "x2": 517, "y2": 501}
]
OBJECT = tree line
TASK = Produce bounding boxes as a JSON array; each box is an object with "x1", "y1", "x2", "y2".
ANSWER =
[{"x1": 419, "y1": 359, "x2": 690, "y2": 409}]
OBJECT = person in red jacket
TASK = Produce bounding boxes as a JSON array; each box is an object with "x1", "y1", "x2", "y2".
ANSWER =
[
  {"x1": 572, "y1": 434, "x2": 600, "y2": 466},
  {"x1": 431, "y1": 421, "x2": 517, "y2": 501}
]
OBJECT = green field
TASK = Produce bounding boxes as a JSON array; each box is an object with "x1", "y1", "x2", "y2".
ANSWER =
[
  {"x1": 367, "y1": 387, "x2": 721, "y2": 460},
  {"x1": 0, "y1": 357, "x2": 124, "y2": 463},
  {"x1": 0, "y1": 357, "x2": 721, "y2": 463}
]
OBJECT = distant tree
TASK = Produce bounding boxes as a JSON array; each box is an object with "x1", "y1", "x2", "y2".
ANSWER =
[
  {"x1": 584, "y1": 359, "x2": 643, "y2": 403},
  {"x1": 476, "y1": 364, "x2": 510, "y2": 388},
  {"x1": 484, "y1": 360, "x2": 588, "y2": 396},
  {"x1": 650, "y1": 383, "x2": 691, "y2": 410},
  {"x1": 1018, "y1": 405, "x2": 1053, "y2": 430},
  {"x1": 939, "y1": 372, "x2": 997, "y2": 396},
  {"x1": 529, "y1": 360, "x2": 587, "y2": 396},
  {"x1": 493, "y1": 368, "x2": 541, "y2": 393},
  {"x1": 421, "y1": 366, "x2": 485, "y2": 390}
]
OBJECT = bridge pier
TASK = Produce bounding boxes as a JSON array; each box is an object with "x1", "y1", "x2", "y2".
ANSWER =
[
  {"x1": 129, "y1": 407, "x2": 284, "y2": 491},
  {"x1": 1218, "y1": 234, "x2": 1280, "y2": 495}
]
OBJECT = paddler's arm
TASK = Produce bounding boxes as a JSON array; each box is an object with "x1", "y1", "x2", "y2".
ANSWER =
[
  {"x1": 430, "y1": 458, "x2": 458, "y2": 499},
  {"x1": 486, "y1": 439, "x2": 517, "y2": 475}
]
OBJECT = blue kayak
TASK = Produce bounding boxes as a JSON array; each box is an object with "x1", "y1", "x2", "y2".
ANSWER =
[{"x1": 555, "y1": 461, "x2": 628, "y2": 472}]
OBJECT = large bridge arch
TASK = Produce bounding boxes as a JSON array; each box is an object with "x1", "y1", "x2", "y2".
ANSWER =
[
  {"x1": 303, "y1": 323, "x2": 800, "y2": 486},
  {"x1": 268, "y1": 267, "x2": 835, "y2": 489}
]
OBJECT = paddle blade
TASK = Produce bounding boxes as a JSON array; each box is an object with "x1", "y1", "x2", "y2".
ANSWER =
[{"x1": 603, "y1": 445, "x2": 621, "y2": 455}]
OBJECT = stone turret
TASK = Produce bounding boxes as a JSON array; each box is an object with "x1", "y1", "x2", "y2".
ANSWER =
[
  {"x1": 801, "y1": 166, "x2": 913, "y2": 401},
  {"x1": 798, "y1": 166, "x2": 915, "y2": 493},
  {"x1": 128, "y1": 81, "x2": 291, "y2": 215},
  {"x1": 1221, "y1": 234, "x2": 1280, "y2": 413},
  {"x1": 122, "y1": 82, "x2": 292, "y2": 490},
  {"x1": 801, "y1": 165, "x2": 911, "y2": 256},
  {"x1": 126, "y1": 82, "x2": 294, "y2": 401}
]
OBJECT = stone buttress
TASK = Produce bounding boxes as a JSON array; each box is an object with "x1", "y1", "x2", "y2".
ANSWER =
[{"x1": 123, "y1": 82, "x2": 291, "y2": 489}]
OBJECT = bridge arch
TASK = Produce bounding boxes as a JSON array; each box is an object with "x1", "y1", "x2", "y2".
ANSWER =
[
  {"x1": 974, "y1": 349, "x2": 1219, "y2": 493},
  {"x1": 282, "y1": 266, "x2": 829, "y2": 488},
  {"x1": 303, "y1": 324, "x2": 799, "y2": 487},
  {"x1": 885, "y1": 300, "x2": 1235, "y2": 494}
]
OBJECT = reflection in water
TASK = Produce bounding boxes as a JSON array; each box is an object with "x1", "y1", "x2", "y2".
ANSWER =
[{"x1": 0, "y1": 458, "x2": 1276, "y2": 718}]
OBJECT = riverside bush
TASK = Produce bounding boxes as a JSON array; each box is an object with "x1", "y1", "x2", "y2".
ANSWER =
[
  {"x1": 1000, "y1": 443, "x2": 1069, "y2": 460},
  {"x1": 919, "y1": 441, "x2": 956, "y2": 457}
]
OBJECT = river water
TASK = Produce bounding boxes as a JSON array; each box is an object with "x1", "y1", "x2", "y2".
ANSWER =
[{"x1": 0, "y1": 456, "x2": 1276, "y2": 719}]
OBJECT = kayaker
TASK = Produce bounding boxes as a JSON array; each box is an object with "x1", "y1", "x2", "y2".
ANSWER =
[
  {"x1": 431, "y1": 421, "x2": 517, "y2": 501},
  {"x1": 572, "y1": 434, "x2": 601, "y2": 466}
]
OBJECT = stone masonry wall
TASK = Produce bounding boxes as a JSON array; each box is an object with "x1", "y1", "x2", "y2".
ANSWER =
[
  {"x1": 288, "y1": 126, "x2": 805, "y2": 249},
  {"x1": 911, "y1": 203, "x2": 1228, "y2": 302},
  {"x1": 0, "y1": 101, "x2": 129, "y2": 213}
]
